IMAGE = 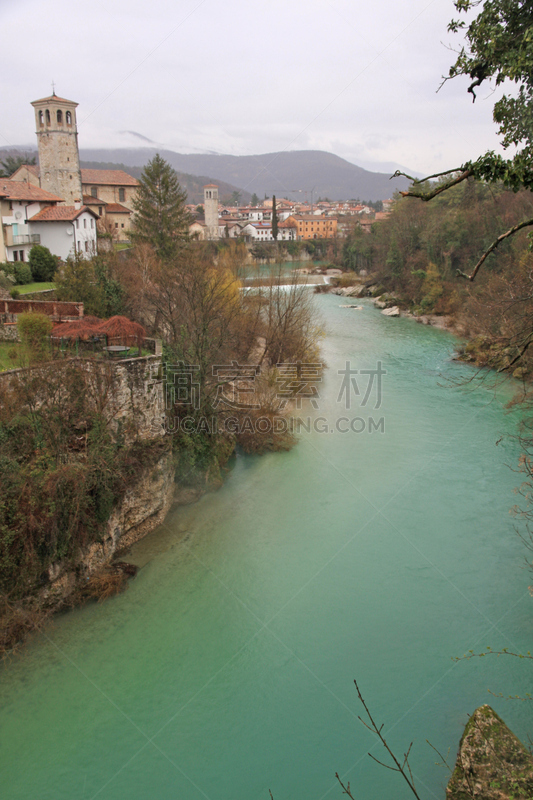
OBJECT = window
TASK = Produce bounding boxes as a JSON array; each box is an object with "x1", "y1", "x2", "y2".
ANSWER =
[
  {"x1": 91, "y1": 219, "x2": 94, "y2": 229},
  {"x1": 85, "y1": 241, "x2": 89, "y2": 252},
  {"x1": 115, "y1": 223, "x2": 118, "y2": 229},
  {"x1": 45, "y1": 109, "x2": 50, "y2": 124},
  {"x1": 57, "y1": 109, "x2": 63, "y2": 124},
  {"x1": 91, "y1": 187, "x2": 97, "y2": 198},
  {"x1": 98, "y1": 206, "x2": 103, "y2": 216},
  {"x1": 83, "y1": 218, "x2": 87, "y2": 229},
  {"x1": 121, "y1": 223, "x2": 124, "y2": 228},
  {"x1": 118, "y1": 188, "x2": 125, "y2": 202},
  {"x1": 8, "y1": 201, "x2": 12, "y2": 211},
  {"x1": 20, "y1": 250, "x2": 24, "y2": 261},
  {"x1": 76, "y1": 219, "x2": 79, "y2": 229},
  {"x1": 39, "y1": 110, "x2": 44, "y2": 126},
  {"x1": 66, "y1": 111, "x2": 72, "y2": 125},
  {"x1": 13, "y1": 251, "x2": 18, "y2": 262}
]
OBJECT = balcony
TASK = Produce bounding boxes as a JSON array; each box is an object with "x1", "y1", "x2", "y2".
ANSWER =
[{"x1": 12, "y1": 234, "x2": 40, "y2": 245}]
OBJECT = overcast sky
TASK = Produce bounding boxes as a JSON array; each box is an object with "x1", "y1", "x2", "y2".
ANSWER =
[{"x1": 1, "y1": 0, "x2": 507, "y2": 176}]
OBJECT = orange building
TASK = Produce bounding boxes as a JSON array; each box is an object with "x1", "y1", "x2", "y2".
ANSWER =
[{"x1": 285, "y1": 214, "x2": 337, "y2": 240}]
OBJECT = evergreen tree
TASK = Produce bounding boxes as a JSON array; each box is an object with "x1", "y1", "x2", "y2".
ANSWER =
[
  {"x1": 29, "y1": 245, "x2": 57, "y2": 282},
  {"x1": 131, "y1": 154, "x2": 190, "y2": 259},
  {"x1": 251, "y1": 193, "x2": 259, "y2": 207},
  {"x1": 0, "y1": 154, "x2": 36, "y2": 178},
  {"x1": 272, "y1": 195, "x2": 279, "y2": 241}
]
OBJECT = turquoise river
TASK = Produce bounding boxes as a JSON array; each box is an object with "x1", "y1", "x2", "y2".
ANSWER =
[{"x1": 1, "y1": 293, "x2": 532, "y2": 800}]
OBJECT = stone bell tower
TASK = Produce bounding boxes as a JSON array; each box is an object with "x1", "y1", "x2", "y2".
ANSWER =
[
  {"x1": 31, "y1": 92, "x2": 83, "y2": 205},
  {"x1": 203, "y1": 183, "x2": 219, "y2": 240}
]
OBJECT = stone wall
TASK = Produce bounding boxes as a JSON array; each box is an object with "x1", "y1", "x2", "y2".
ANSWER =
[
  {"x1": 0, "y1": 298, "x2": 83, "y2": 318},
  {"x1": 101, "y1": 355, "x2": 166, "y2": 444},
  {"x1": 0, "y1": 354, "x2": 166, "y2": 443},
  {"x1": 0, "y1": 323, "x2": 19, "y2": 342}
]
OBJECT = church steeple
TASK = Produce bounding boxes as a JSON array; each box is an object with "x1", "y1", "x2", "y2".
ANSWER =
[{"x1": 31, "y1": 92, "x2": 82, "y2": 205}]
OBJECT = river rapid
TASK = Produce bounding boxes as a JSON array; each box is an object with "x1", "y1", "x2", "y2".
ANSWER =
[{"x1": 1, "y1": 293, "x2": 532, "y2": 800}]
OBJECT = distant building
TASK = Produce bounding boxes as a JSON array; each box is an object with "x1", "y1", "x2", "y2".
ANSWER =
[
  {"x1": 240, "y1": 220, "x2": 296, "y2": 242},
  {"x1": 204, "y1": 184, "x2": 219, "y2": 240},
  {"x1": 284, "y1": 215, "x2": 337, "y2": 240}
]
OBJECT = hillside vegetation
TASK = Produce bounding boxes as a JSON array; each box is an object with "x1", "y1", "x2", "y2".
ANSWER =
[{"x1": 342, "y1": 180, "x2": 533, "y2": 375}]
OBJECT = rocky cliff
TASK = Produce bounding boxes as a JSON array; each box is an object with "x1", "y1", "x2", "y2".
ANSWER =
[{"x1": 447, "y1": 705, "x2": 533, "y2": 800}]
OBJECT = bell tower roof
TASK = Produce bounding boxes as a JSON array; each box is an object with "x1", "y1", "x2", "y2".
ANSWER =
[{"x1": 31, "y1": 94, "x2": 78, "y2": 107}]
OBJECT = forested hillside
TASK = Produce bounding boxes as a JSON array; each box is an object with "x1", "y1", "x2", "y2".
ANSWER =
[{"x1": 343, "y1": 180, "x2": 533, "y2": 374}]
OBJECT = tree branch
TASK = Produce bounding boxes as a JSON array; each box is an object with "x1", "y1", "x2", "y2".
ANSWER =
[
  {"x1": 394, "y1": 169, "x2": 471, "y2": 201},
  {"x1": 457, "y1": 217, "x2": 533, "y2": 281}
]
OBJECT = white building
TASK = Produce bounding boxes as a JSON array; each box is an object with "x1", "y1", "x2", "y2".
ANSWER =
[
  {"x1": 1, "y1": 178, "x2": 98, "y2": 261},
  {"x1": 240, "y1": 221, "x2": 296, "y2": 242},
  {"x1": 29, "y1": 205, "x2": 98, "y2": 259}
]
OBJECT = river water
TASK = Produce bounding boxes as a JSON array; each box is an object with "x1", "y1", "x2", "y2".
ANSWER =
[{"x1": 1, "y1": 294, "x2": 532, "y2": 800}]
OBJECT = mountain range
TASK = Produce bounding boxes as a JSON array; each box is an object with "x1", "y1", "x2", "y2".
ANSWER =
[{"x1": 1, "y1": 146, "x2": 412, "y2": 203}]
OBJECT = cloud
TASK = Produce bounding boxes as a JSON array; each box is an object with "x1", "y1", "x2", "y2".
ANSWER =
[{"x1": 0, "y1": 0, "x2": 507, "y2": 175}]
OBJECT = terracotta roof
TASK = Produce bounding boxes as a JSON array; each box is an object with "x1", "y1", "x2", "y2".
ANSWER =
[
  {"x1": 31, "y1": 94, "x2": 78, "y2": 106},
  {"x1": 83, "y1": 195, "x2": 108, "y2": 205},
  {"x1": 105, "y1": 203, "x2": 131, "y2": 214},
  {"x1": 30, "y1": 205, "x2": 98, "y2": 222},
  {"x1": 81, "y1": 169, "x2": 138, "y2": 186},
  {"x1": 291, "y1": 214, "x2": 329, "y2": 221},
  {"x1": 10, "y1": 164, "x2": 40, "y2": 178},
  {"x1": 0, "y1": 180, "x2": 63, "y2": 202},
  {"x1": 203, "y1": 183, "x2": 218, "y2": 188}
]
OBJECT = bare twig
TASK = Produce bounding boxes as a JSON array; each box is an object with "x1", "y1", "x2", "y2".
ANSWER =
[
  {"x1": 351, "y1": 679, "x2": 423, "y2": 800},
  {"x1": 335, "y1": 772, "x2": 357, "y2": 799},
  {"x1": 457, "y1": 217, "x2": 533, "y2": 281}
]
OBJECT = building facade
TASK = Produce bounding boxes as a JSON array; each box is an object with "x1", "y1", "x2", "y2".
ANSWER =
[
  {"x1": 31, "y1": 93, "x2": 83, "y2": 206},
  {"x1": 285, "y1": 215, "x2": 337, "y2": 240},
  {"x1": 203, "y1": 184, "x2": 219, "y2": 240}
]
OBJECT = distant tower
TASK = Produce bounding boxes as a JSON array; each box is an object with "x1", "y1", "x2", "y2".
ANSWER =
[
  {"x1": 203, "y1": 184, "x2": 219, "y2": 240},
  {"x1": 31, "y1": 92, "x2": 83, "y2": 205}
]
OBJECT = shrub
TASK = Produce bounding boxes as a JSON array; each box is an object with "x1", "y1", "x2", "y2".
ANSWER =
[
  {"x1": 13, "y1": 263, "x2": 32, "y2": 285},
  {"x1": 9, "y1": 288, "x2": 20, "y2": 299},
  {"x1": 17, "y1": 312, "x2": 53, "y2": 362},
  {"x1": 29, "y1": 245, "x2": 57, "y2": 282},
  {"x1": 0, "y1": 262, "x2": 15, "y2": 278}
]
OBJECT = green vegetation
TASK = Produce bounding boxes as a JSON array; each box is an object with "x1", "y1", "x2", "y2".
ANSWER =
[
  {"x1": 0, "y1": 361, "x2": 164, "y2": 602},
  {"x1": 28, "y1": 245, "x2": 57, "y2": 282},
  {"x1": 0, "y1": 343, "x2": 20, "y2": 372},
  {"x1": 0, "y1": 153, "x2": 36, "y2": 178},
  {"x1": 131, "y1": 153, "x2": 191, "y2": 258},
  {"x1": 402, "y1": 0, "x2": 533, "y2": 277},
  {"x1": 17, "y1": 312, "x2": 52, "y2": 364},
  {"x1": 56, "y1": 251, "x2": 124, "y2": 317},
  {"x1": 16, "y1": 282, "x2": 55, "y2": 294}
]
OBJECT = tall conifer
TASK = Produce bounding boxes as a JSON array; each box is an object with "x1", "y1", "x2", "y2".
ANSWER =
[{"x1": 132, "y1": 154, "x2": 190, "y2": 258}]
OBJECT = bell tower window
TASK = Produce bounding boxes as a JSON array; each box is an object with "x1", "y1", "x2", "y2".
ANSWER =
[
  {"x1": 57, "y1": 109, "x2": 63, "y2": 124},
  {"x1": 45, "y1": 109, "x2": 51, "y2": 125},
  {"x1": 38, "y1": 110, "x2": 44, "y2": 126},
  {"x1": 66, "y1": 111, "x2": 72, "y2": 125}
]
